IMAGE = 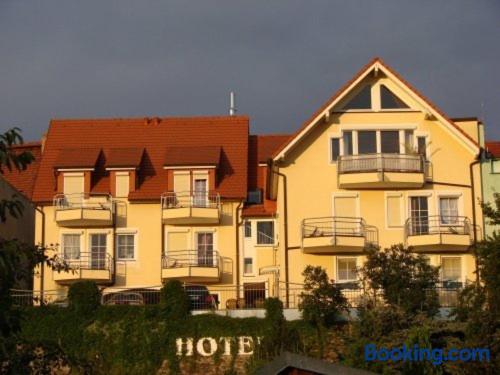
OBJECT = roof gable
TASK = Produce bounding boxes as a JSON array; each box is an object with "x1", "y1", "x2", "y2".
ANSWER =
[{"x1": 273, "y1": 57, "x2": 479, "y2": 160}]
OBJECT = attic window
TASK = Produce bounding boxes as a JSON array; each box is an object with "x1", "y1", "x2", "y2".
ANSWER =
[
  {"x1": 380, "y1": 85, "x2": 409, "y2": 109},
  {"x1": 247, "y1": 190, "x2": 262, "y2": 205},
  {"x1": 343, "y1": 85, "x2": 372, "y2": 110}
]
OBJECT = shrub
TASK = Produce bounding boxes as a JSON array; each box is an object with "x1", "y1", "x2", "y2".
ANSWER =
[
  {"x1": 159, "y1": 280, "x2": 190, "y2": 321},
  {"x1": 360, "y1": 244, "x2": 440, "y2": 316},
  {"x1": 67, "y1": 281, "x2": 100, "y2": 315}
]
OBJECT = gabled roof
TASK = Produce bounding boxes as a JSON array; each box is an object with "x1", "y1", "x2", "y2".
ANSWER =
[
  {"x1": 164, "y1": 145, "x2": 221, "y2": 167},
  {"x1": 106, "y1": 148, "x2": 144, "y2": 168},
  {"x1": 54, "y1": 148, "x2": 101, "y2": 169},
  {"x1": 32, "y1": 116, "x2": 249, "y2": 203},
  {"x1": 273, "y1": 57, "x2": 479, "y2": 160},
  {"x1": 255, "y1": 134, "x2": 291, "y2": 164},
  {"x1": 0, "y1": 142, "x2": 42, "y2": 199},
  {"x1": 485, "y1": 141, "x2": 500, "y2": 158}
]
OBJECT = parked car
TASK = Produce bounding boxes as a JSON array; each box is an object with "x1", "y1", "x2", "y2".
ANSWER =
[
  {"x1": 185, "y1": 286, "x2": 218, "y2": 310},
  {"x1": 102, "y1": 292, "x2": 145, "y2": 306}
]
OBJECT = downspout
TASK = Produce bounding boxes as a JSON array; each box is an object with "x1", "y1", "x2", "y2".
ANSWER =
[
  {"x1": 34, "y1": 205, "x2": 45, "y2": 305},
  {"x1": 273, "y1": 165, "x2": 289, "y2": 308},
  {"x1": 469, "y1": 152, "x2": 482, "y2": 285},
  {"x1": 235, "y1": 200, "x2": 243, "y2": 298}
]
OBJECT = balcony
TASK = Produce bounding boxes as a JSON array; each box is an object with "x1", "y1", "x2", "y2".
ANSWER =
[
  {"x1": 53, "y1": 193, "x2": 114, "y2": 227},
  {"x1": 301, "y1": 217, "x2": 378, "y2": 253},
  {"x1": 405, "y1": 216, "x2": 472, "y2": 251},
  {"x1": 161, "y1": 191, "x2": 221, "y2": 224},
  {"x1": 161, "y1": 250, "x2": 221, "y2": 282},
  {"x1": 337, "y1": 153, "x2": 430, "y2": 189},
  {"x1": 53, "y1": 252, "x2": 113, "y2": 284}
]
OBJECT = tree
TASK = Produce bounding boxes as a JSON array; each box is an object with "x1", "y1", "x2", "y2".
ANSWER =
[
  {"x1": 360, "y1": 244, "x2": 440, "y2": 316},
  {"x1": 480, "y1": 192, "x2": 500, "y2": 227},
  {"x1": 299, "y1": 266, "x2": 349, "y2": 357}
]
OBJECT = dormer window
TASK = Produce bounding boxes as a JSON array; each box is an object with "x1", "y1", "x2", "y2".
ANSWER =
[
  {"x1": 105, "y1": 148, "x2": 144, "y2": 198},
  {"x1": 247, "y1": 189, "x2": 262, "y2": 205},
  {"x1": 54, "y1": 148, "x2": 101, "y2": 197}
]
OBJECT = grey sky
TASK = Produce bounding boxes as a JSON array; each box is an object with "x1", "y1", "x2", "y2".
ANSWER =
[{"x1": 1, "y1": 0, "x2": 499, "y2": 142}]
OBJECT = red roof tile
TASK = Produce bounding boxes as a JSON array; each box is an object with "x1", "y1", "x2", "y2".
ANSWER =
[
  {"x1": 485, "y1": 141, "x2": 500, "y2": 158},
  {"x1": 256, "y1": 135, "x2": 292, "y2": 164},
  {"x1": 1, "y1": 142, "x2": 42, "y2": 199},
  {"x1": 54, "y1": 148, "x2": 101, "y2": 169},
  {"x1": 32, "y1": 116, "x2": 249, "y2": 203},
  {"x1": 241, "y1": 203, "x2": 277, "y2": 218},
  {"x1": 106, "y1": 148, "x2": 144, "y2": 168},
  {"x1": 164, "y1": 146, "x2": 221, "y2": 166}
]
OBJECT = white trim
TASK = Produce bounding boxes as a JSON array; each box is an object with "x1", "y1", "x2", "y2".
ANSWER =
[
  {"x1": 255, "y1": 219, "x2": 277, "y2": 246},
  {"x1": 338, "y1": 123, "x2": 417, "y2": 131},
  {"x1": 384, "y1": 192, "x2": 404, "y2": 229},
  {"x1": 105, "y1": 167, "x2": 137, "y2": 171},
  {"x1": 406, "y1": 191, "x2": 435, "y2": 219},
  {"x1": 335, "y1": 256, "x2": 359, "y2": 283},
  {"x1": 440, "y1": 255, "x2": 464, "y2": 284},
  {"x1": 258, "y1": 163, "x2": 268, "y2": 167},
  {"x1": 435, "y1": 192, "x2": 464, "y2": 221},
  {"x1": 163, "y1": 165, "x2": 217, "y2": 170},
  {"x1": 332, "y1": 192, "x2": 360, "y2": 218},
  {"x1": 115, "y1": 231, "x2": 138, "y2": 261},
  {"x1": 59, "y1": 230, "x2": 84, "y2": 259}
]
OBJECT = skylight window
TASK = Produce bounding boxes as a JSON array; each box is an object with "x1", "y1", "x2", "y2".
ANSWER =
[
  {"x1": 343, "y1": 85, "x2": 372, "y2": 110},
  {"x1": 380, "y1": 85, "x2": 409, "y2": 109}
]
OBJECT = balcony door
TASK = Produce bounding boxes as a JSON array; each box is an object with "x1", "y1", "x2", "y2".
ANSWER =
[
  {"x1": 197, "y1": 232, "x2": 214, "y2": 266},
  {"x1": 410, "y1": 196, "x2": 429, "y2": 235},
  {"x1": 90, "y1": 233, "x2": 106, "y2": 270},
  {"x1": 193, "y1": 179, "x2": 208, "y2": 207}
]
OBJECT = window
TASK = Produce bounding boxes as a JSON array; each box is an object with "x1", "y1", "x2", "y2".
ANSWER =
[
  {"x1": 441, "y1": 257, "x2": 462, "y2": 287},
  {"x1": 193, "y1": 179, "x2": 207, "y2": 207},
  {"x1": 115, "y1": 172, "x2": 129, "y2": 198},
  {"x1": 404, "y1": 130, "x2": 414, "y2": 152},
  {"x1": 90, "y1": 233, "x2": 107, "y2": 269},
  {"x1": 439, "y1": 197, "x2": 459, "y2": 224},
  {"x1": 197, "y1": 232, "x2": 214, "y2": 266},
  {"x1": 492, "y1": 160, "x2": 500, "y2": 174},
  {"x1": 343, "y1": 85, "x2": 372, "y2": 110},
  {"x1": 244, "y1": 221, "x2": 252, "y2": 238},
  {"x1": 247, "y1": 190, "x2": 262, "y2": 204},
  {"x1": 380, "y1": 85, "x2": 409, "y2": 109},
  {"x1": 417, "y1": 137, "x2": 427, "y2": 159},
  {"x1": 117, "y1": 234, "x2": 135, "y2": 260},
  {"x1": 244, "y1": 258, "x2": 253, "y2": 274},
  {"x1": 343, "y1": 131, "x2": 353, "y2": 156},
  {"x1": 410, "y1": 196, "x2": 429, "y2": 235},
  {"x1": 386, "y1": 195, "x2": 403, "y2": 227},
  {"x1": 62, "y1": 234, "x2": 80, "y2": 259},
  {"x1": 337, "y1": 257, "x2": 357, "y2": 282},
  {"x1": 330, "y1": 138, "x2": 340, "y2": 161},
  {"x1": 380, "y1": 131, "x2": 400, "y2": 154},
  {"x1": 256, "y1": 221, "x2": 274, "y2": 245},
  {"x1": 63, "y1": 173, "x2": 84, "y2": 205},
  {"x1": 358, "y1": 131, "x2": 377, "y2": 154}
]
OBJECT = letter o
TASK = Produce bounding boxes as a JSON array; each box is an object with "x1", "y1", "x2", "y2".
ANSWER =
[
  {"x1": 197, "y1": 337, "x2": 218, "y2": 357},
  {"x1": 378, "y1": 348, "x2": 389, "y2": 361},
  {"x1": 459, "y1": 349, "x2": 472, "y2": 362}
]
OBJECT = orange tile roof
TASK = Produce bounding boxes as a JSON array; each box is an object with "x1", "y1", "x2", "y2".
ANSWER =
[
  {"x1": 32, "y1": 116, "x2": 249, "y2": 203},
  {"x1": 272, "y1": 57, "x2": 479, "y2": 159},
  {"x1": 106, "y1": 148, "x2": 144, "y2": 168},
  {"x1": 485, "y1": 141, "x2": 500, "y2": 158},
  {"x1": 54, "y1": 148, "x2": 101, "y2": 169},
  {"x1": 164, "y1": 146, "x2": 221, "y2": 166},
  {"x1": 1, "y1": 142, "x2": 42, "y2": 199}
]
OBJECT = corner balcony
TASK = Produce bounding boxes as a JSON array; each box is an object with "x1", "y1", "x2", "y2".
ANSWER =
[
  {"x1": 53, "y1": 252, "x2": 113, "y2": 284},
  {"x1": 161, "y1": 191, "x2": 221, "y2": 225},
  {"x1": 53, "y1": 193, "x2": 114, "y2": 227},
  {"x1": 301, "y1": 217, "x2": 378, "y2": 254},
  {"x1": 161, "y1": 250, "x2": 221, "y2": 282},
  {"x1": 337, "y1": 154, "x2": 431, "y2": 189},
  {"x1": 405, "y1": 216, "x2": 473, "y2": 251}
]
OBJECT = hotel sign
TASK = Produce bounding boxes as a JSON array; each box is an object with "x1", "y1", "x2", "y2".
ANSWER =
[{"x1": 176, "y1": 336, "x2": 262, "y2": 357}]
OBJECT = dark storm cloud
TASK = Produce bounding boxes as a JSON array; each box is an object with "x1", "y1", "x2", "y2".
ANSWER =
[{"x1": 0, "y1": 0, "x2": 499, "y2": 141}]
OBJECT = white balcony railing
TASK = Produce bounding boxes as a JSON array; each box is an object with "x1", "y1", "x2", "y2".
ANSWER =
[
  {"x1": 161, "y1": 191, "x2": 220, "y2": 209},
  {"x1": 53, "y1": 193, "x2": 114, "y2": 212},
  {"x1": 338, "y1": 153, "x2": 429, "y2": 176}
]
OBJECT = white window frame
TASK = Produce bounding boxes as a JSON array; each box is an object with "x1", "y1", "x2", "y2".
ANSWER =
[
  {"x1": 332, "y1": 192, "x2": 360, "y2": 218},
  {"x1": 335, "y1": 256, "x2": 358, "y2": 283},
  {"x1": 60, "y1": 231, "x2": 83, "y2": 260},
  {"x1": 440, "y1": 255, "x2": 464, "y2": 285},
  {"x1": 115, "y1": 171, "x2": 130, "y2": 198},
  {"x1": 116, "y1": 229, "x2": 138, "y2": 261},
  {"x1": 384, "y1": 192, "x2": 404, "y2": 229},
  {"x1": 255, "y1": 220, "x2": 276, "y2": 246},
  {"x1": 243, "y1": 257, "x2": 254, "y2": 276}
]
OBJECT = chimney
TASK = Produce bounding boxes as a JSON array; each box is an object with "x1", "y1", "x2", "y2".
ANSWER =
[{"x1": 229, "y1": 91, "x2": 236, "y2": 116}]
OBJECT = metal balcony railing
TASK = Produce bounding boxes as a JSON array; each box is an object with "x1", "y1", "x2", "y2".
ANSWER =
[
  {"x1": 162, "y1": 250, "x2": 220, "y2": 269},
  {"x1": 161, "y1": 191, "x2": 220, "y2": 209},
  {"x1": 338, "y1": 153, "x2": 430, "y2": 175},
  {"x1": 58, "y1": 252, "x2": 113, "y2": 272},
  {"x1": 405, "y1": 215, "x2": 472, "y2": 237},
  {"x1": 301, "y1": 216, "x2": 378, "y2": 246},
  {"x1": 53, "y1": 193, "x2": 114, "y2": 212}
]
